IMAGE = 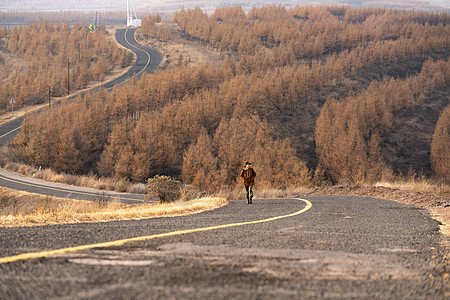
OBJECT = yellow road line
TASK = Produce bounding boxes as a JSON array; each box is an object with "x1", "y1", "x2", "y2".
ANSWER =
[
  {"x1": 0, "y1": 174, "x2": 144, "y2": 202},
  {"x1": 125, "y1": 28, "x2": 152, "y2": 77},
  {"x1": 0, "y1": 127, "x2": 20, "y2": 140},
  {"x1": 106, "y1": 28, "x2": 152, "y2": 91},
  {"x1": 0, "y1": 198, "x2": 312, "y2": 264}
]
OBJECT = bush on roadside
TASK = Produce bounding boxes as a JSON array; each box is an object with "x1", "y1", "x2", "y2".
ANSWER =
[{"x1": 146, "y1": 175, "x2": 181, "y2": 203}]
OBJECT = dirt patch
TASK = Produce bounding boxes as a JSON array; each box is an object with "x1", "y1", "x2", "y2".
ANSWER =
[{"x1": 135, "y1": 22, "x2": 222, "y2": 70}]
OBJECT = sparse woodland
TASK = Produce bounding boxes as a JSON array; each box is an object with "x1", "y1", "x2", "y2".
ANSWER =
[{"x1": 7, "y1": 6, "x2": 450, "y2": 190}]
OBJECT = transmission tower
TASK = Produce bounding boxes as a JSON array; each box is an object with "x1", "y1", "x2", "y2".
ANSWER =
[{"x1": 127, "y1": 0, "x2": 141, "y2": 27}]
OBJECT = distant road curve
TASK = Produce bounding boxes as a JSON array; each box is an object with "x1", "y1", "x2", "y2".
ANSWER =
[
  {"x1": 0, "y1": 169, "x2": 145, "y2": 204},
  {"x1": 104, "y1": 28, "x2": 162, "y2": 90},
  {"x1": 0, "y1": 27, "x2": 162, "y2": 147},
  {"x1": 0, "y1": 27, "x2": 161, "y2": 202}
]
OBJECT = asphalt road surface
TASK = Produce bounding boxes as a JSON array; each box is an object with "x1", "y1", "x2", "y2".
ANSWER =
[
  {"x1": 0, "y1": 196, "x2": 447, "y2": 299},
  {"x1": 0, "y1": 27, "x2": 160, "y2": 202},
  {"x1": 104, "y1": 28, "x2": 162, "y2": 90},
  {"x1": 0, "y1": 169, "x2": 145, "y2": 204}
]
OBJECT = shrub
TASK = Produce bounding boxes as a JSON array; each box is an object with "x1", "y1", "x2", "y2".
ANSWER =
[{"x1": 146, "y1": 175, "x2": 181, "y2": 203}]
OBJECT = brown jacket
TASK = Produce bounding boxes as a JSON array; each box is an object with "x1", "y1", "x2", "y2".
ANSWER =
[{"x1": 240, "y1": 167, "x2": 256, "y2": 186}]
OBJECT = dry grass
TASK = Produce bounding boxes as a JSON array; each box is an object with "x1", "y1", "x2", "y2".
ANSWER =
[
  {"x1": 375, "y1": 179, "x2": 450, "y2": 198},
  {"x1": 0, "y1": 187, "x2": 227, "y2": 227},
  {"x1": 136, "y1": 22, "x2": 222, "y2": 70},
  {"x1": 0, "y1": 156, "x2": 145, "y2": 194}
]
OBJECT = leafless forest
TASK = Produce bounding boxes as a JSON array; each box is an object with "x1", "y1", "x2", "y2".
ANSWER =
[{"x1": 2, "y1": 5, "x2": 449, "y2": 190}]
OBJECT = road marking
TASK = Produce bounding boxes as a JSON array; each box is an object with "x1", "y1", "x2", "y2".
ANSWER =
[
  {"x1": 106, "y1": 28, "x2": 152, "y2": 91},
  {"x1": 0, "y1": 198, "x2": 312, "y2": 264},
  {"x1": 125, "y1": 28, "x2": 152, "y2": 76},
  {"x1": 0, "y1": 174, "x2": 144, "y2": 202},
  {"x1": 0, "y1": 127, "x2": 20, "y2": 140}
]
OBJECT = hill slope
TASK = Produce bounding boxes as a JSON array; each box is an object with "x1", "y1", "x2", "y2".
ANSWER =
[{"x1": 6, "y1": 6, "x2": 450, "y2": 188}]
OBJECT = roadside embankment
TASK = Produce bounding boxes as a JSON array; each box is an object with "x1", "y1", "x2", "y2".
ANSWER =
[{"x1": 0, "y1": 187, "x2": 227, "y2": 227}]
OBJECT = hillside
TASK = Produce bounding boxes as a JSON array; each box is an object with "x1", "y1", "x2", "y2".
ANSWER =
[
  {"x1": 0, "y1": 22, "x2": 132, "y2": 113},
  {"x1": 7, "y1": 6, "x2": 449, "y2": 189}
]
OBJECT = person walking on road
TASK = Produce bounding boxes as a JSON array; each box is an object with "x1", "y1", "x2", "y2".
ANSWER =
[{"x1": 240, "y1": 162, "x2": 256, "y2": 204}]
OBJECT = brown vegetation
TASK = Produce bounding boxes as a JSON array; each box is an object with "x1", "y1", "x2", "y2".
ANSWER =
[
  {"x1": 138, "y1": 19, "x2": 222, "y2": 70},
  {"x1": 0, "y1": 21, "x2": 131, "y2": 113},
  {"x1": 0, "y1": 148, "x2": 145, "y2": 194},
  {"x1": 315, "y1": 59, "x2": 450, "y2": 183},
  {"x1": 4, "y1": 6, "x2": 450, "y2": 192}
]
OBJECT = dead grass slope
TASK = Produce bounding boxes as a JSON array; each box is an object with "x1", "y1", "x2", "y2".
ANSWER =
[{"x1": 0, "y1": 187, "x2": 227, "y2": 227}]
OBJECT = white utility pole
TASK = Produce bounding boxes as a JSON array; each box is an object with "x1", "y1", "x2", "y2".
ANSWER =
[{"x1": 127, "y1": 0, "x2": 141, "y2": 27}]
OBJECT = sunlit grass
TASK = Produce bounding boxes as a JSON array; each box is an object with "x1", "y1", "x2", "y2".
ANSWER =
[
  {"x1": 0, "y1": 153, "x2": 145, "y2": 194},
  {"x1": 0, "y1": 187, "x2": 227, "y2": 227},
  {"x1": 375, "y1": 179, "x2": 450, "y2": 198}
]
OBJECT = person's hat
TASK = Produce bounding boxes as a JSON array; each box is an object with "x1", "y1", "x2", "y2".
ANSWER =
[{"x1": 245, "y1": 162, "x2": 251, "y2": 165}]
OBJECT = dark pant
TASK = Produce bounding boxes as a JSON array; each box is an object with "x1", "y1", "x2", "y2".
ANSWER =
[{"x1": 245, "y1": 185, "x2": 253, "y2": 201}]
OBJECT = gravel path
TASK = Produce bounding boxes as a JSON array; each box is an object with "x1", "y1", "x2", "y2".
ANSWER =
[{"x1": 0, "y1": 196, "x2": 447, "y2": 299}]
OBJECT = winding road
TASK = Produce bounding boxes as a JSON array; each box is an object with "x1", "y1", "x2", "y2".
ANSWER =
[
  {"x1": 0, "y1": 27, "x2": 447, "y2": 299},
  {"x1": 0, "y1": 28, "x2": 161, "y2": 202},
  {"x1": 0, "y1": 196, "x2": 447, "y2": 298}
]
